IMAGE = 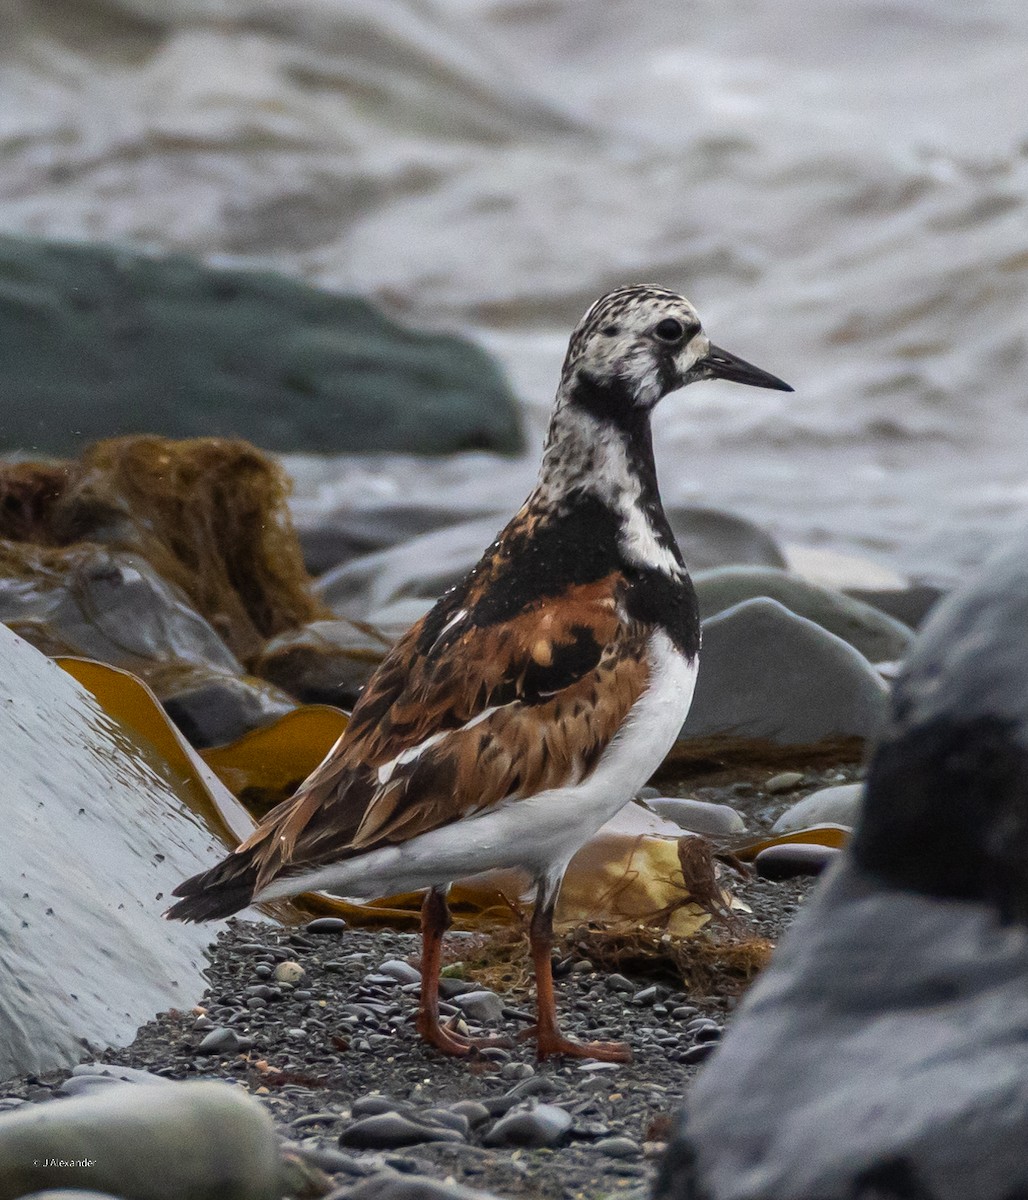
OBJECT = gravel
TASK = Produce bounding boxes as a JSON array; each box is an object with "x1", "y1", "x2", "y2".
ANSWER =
[{"x1": 0, "y1": 765, "x2": 859, "y2": 1199}]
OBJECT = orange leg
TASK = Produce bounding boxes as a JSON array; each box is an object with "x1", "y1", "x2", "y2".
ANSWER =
[
  {"x1": 415, "y1": 887, "x2": 511, "y2": 1057},
  {"x1": 523, "y1": 879, "x2": 632, "y2": 1063}
]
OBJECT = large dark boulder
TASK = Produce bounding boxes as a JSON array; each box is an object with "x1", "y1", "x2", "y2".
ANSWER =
[{"x1": 0, "y1": 236, "x2": 524, "y2": 456}]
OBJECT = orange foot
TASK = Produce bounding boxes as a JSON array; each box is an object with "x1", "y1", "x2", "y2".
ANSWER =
[
  {"x1": 519, "y1": 1026, "x2": 633, "y2": 1063},
  {"x1": 417, "y1": 1014, "x2": 514, "y2": 1058}
]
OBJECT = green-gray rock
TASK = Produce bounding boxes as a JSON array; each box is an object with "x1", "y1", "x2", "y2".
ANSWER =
[
  {"x1": 693, "y1": 566, "x2": 913, "y2": 663},
  {"x1": 0, "y1": 1082, "x2": 280, "y2": 1200},
  {"x1": 0, "y1": 235, "x2": 523, "y2": 456}
]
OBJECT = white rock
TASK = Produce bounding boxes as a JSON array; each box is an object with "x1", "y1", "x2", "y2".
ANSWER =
[
  {"x1": 771, "y1": 783, "x2": 864, "y2": 833},
  {"x1": 645, "y1": 797, "x2": 745, "y2": 836}
]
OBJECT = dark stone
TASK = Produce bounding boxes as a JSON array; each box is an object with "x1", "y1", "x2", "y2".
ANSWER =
[
  {"x1": 338, "y1": 1172, "x2": 505, "y2": 1200},
  {"x1": 0, "y1": 235, "x2": 524, "y2": 456},
  {"x1": 161, "y1": 671, "x2": 296, "y2": 748},
  {"x1": 195, "y1": 1027, "x2": 253, "y2": 1055},
  {"x1": 339, "y1": 1113, "x2": 465, "y2": 1150},
  {"x1": 754, "y1": 843, "x2": 843, "y2": 880},
  {"x1": 305, "y1": 918, "x2": 348, "y2": 934},
  {"x1": 482, "y1": 1104, "x2": 573, "y2": 1148},
  {"x1": 252, "y1": 619, "x2": 389, "y2": 707},
  {"x1": 845, "y1": 584, "x2": 947, "y2": 630}
]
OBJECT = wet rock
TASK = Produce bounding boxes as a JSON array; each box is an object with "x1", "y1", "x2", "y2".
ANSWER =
[
  {"x1": 693, "y1": 566, "x2": 913, "y2": 663},
  {"x1": 645, "y1": 797, "x2": 745, "y2": 835},
  {"x1": 339, "y1": 1114, "x2": 465, "y2": 1150},
  {"x1": 57, "y1": 1063, "x2": 172, "y2": 1098},
  {"x1": 0, "y1": 236, "x2": 523, "y2": 457},
  {"x1": 754, "y1": 844, "x2": 842, "y2": 880},
  {"x1": 765, "y1": 772, "x2": 805, "y2": 794},
  {"x1": 0, "y1": 624, "x2": 237, "y2": 1079},
  {"x1": 251, "y1": 619, "x2": 390, "y2": 706},
  {"x1": 451, "y1": 991, "x2": 503, "y2": 1024},
  {"x1": 0, "y1": 1080, "x2": 280, "y2": 1200},
  {"x1": 161, "y1": 671, "x2": 297, "y2": 748},
  {"x1": 680, "y1": 599, "x2": 889, "y2": 747},
  {"x1": 482, "y1": 1104, "x2": 573, "y2": 1148},
  {"x1": 447, "y1": 1101, "x2": 491, "y2": 1128},
  {"x1": 772, "y1": 784, "x2": 864, "y2": 833}
]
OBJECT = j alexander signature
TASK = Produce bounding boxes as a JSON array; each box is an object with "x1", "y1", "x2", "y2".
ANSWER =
[{"x1": 33, "y1": 1158, "x2": 96, "y2": 1167}]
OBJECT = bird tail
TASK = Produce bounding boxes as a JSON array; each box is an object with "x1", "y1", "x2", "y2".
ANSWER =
[{"x1": 165, "y1": 850, "x2": 261, "y2": 923}]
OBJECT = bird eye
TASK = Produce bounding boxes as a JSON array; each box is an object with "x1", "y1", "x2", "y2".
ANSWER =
[{"x1": 654, "y1": 317, "x2": 684, "y2": 342}]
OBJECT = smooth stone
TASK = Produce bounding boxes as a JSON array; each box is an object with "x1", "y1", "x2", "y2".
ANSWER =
[
  {"x1": 0, "y1": 1081, "x2": 280, "y2": 1200},
  {"x1": 339, "y1": 1172, "x2": 506, "y2": 1200},
  {"x1": 350, "y1": 1097, "x2": 415, "y2": 1119},
  {"x1": 452, "y1": 991, "x2": 503, "y2": 1024},
  {"x1": 765, "y1": 772, "x2": 805, "y2": 794},
  {"x1": 251, "y1": 619, "x2": 389, "y2": 707},
  {"x1": 161, "y1": 672, "x2": 297, "y2": 748},
  {"x1": 783, "y1": 545, "x2": 907, "y2": 592},
  {"x1": 754, "y1": 843, "x2": 844, "y2": 880},
  {"x1": 605, "y1": 974, "x2": 637, "y2": 994},
  {"x1": 0, "y1": 235, "x2": 523, "y2": 457},
  {"x1": 772, "y1": 784, "x2": 864, "y2": 833},
  {"x1": 645, "y1": 797, "x2": 745, "y2": 835},
  {"x1": 680, "y1": 599, "x2": 890, "y2": 747},
  {"x1": 666, "y1": 507, "x2": 786, "y2": 571},
  {"x1": 339, "y1": 1114, "x2": 465, "y2": 1150},
  {"x1": 196, "y1": 1027, "x2": 253, "y2": 1055},
  {"x1": 693, "y1": 566, "x2": 913, "y2": 663},
  {"x1": 447, "y1": 1101, "x2": 491, "y2": 1128},
  {"x1": 306, "y1": 918, "x2": 348, "y2": 934},
  {"x1": 845, "y1": 584, "x2": 947, "y2": 630},
  {"x1": 438, "y1": 978, "x2": 483, "y2": 999},
  {"x1": 0, "y1": 625, "x2": 242, "y2": 1079},
  {"x1": 69, "y1": 1064, "x2": 171, "y2": 1088},
  {"x1": 482, "y1": 1104, "x2": 573, "y2": 1149},
  {"x1": 376, "y1": 960, "x2": 422, "y2": 986},
  {"x1": 13, "y1": 1192, "x2": 128, "y2": 1199},
  {"x1": 273, "y1": 961, "x2": 305, "y2": 984},
  {"x1": 594, "y1": 1136, "x2": 642, "y2": 1159},
  {"x1": 420, "y1": 1110, "x2": 470, "y2": 1137}
]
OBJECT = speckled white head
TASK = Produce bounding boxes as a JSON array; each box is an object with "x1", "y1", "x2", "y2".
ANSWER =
[{"x1": 561, "y1": 284, "x2": 792, "y2": 410}]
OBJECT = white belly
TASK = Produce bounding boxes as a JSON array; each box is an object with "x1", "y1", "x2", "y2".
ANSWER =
[{"x1": 258, "y1": 631, "x2": 697, "y2": 902}]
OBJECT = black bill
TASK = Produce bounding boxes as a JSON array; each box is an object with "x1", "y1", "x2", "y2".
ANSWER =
[{"x1": 696, "y1": 343, "x2": 793, "y2": 392}]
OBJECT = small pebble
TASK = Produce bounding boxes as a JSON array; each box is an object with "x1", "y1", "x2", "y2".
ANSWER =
[
  {"x1": 500, "y1": 1062, "x2": 534, "y2": 1081},
  {"x1": 594, "y1": 1135, "x2": 642, "y2": 1159},
  {"x1": 306, "y1": 917, "x2": 348, "y2": 934},
  {"x1": 195, "y1": 1027, "x2": 252, "y2": 1055},
  {"x1": 376, "y1": 960, "x2": 423, "y2": 986},
  {"x1": 754, "y1": 842, "x2": 842, "y2": 880},
  {"x1": 452, "y1": 990, "x2": 503, "y2": 1024},
  {"x1": 680, "y1": 1042, "x2": 717, "y2": 1065},
  {"x1": 340, "y1": 1113, "x2": 466, "y2": 1149},
  {"x1": 483, "y1": 1103, "x2": 573, "y2": 1148},
  {"x1": 605, "y1": 974, "x2": 636, "y2": 994},
  {"x1": 449, "y1": 1100, "x2": 491, "y2": 1127},
  {"x1": 765, "y1": 771, "x2": 805, "y2": 793},
  {"x1": 274, "y1": 960, "x2": 305, "y2": 984}
]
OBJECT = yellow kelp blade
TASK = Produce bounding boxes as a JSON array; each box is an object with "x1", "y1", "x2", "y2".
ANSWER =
[
  {"x1": 56, "y1": 656, "x2": 255, "y2": 845},
  {"x1": 734, "y1": 824, "x2": 851, "y2": 861},
  {"x1": 199, "y1": 705, "x2": 348, "y2": 817}
]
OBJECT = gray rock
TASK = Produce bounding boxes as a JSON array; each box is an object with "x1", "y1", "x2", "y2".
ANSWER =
[
  {"x1": 765, "y1": 771, "x2": 805, "y2": 794},
  {"x1": 161, "y1": 671, "x2": 297, "y2": 749},
  {"x1": 376, "y1": 960, "x2": 423, "y2": 986},
  {"x1": 452, "y1": 990, "x2": 503, "y2": 1024},
  {"x1": 772, "y1": 783, "x2": 865, "y2": 832},
  {"x1": 693, "y1": 566, "x2": 914, "y2": 662},
  {"x1": 306, "y1": 918, "x2": 348, "y2": 934},
  {"x1": 679, "y1": 599, "x2": 889, "y2": 747},
  {"x1": 0, "y1": 1081, "x2": 280, "y2": 1200},
  {"x1": 251, "y1": 619, "x2": 390, "y2": 707},
  {"x1": 195, "y1": 1027, "x2": 253, "y2": 1056},
  {"x1": 0, "y1": 235, "x2": 523, "y2": 457},
  {"x1": 339, "y1": 1113, "x2": 465, "y2": 1150},
  {"x1": 482, "y1": 1104, "x2": 573, "y2": 1148},
  {"x1": 594, "y1": 1136, "x2": 643, "y2": 1159},
  {"x1": 845, "y1": 584, "x2": 947, "y2": 630},
  {"x1": 645, "y1": 797, "x2": 745, "y2": 835},
  {"x1": 666, "y1": 507, "x2": 786, "y2": 571},
  {"x1": 0, "y1": 624, "x2": 243, "y2": 1080},
  {"x1": 447, "y1": 1101, "x2": 491, "y2": 1128},
  {"x1": 754, "y1": 844, "x2": 842, "y2": 879},
  {"x1": 58, "y1": 1064, "x2": 171, "y2": 1098}
]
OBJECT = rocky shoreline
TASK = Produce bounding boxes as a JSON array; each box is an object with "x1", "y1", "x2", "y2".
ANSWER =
[{"x1": 0, "y1": 766, "x2": 852, "y2": 1200}]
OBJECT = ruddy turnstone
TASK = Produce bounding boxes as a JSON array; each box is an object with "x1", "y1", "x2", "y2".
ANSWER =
[{"x1": 168, "y1": 285, "x2": 792, "y2": 1061}]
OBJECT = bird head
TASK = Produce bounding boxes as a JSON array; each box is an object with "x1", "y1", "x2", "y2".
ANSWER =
[{"x1": 562, "y1": 285, "x2": 793, "y2": 415}]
